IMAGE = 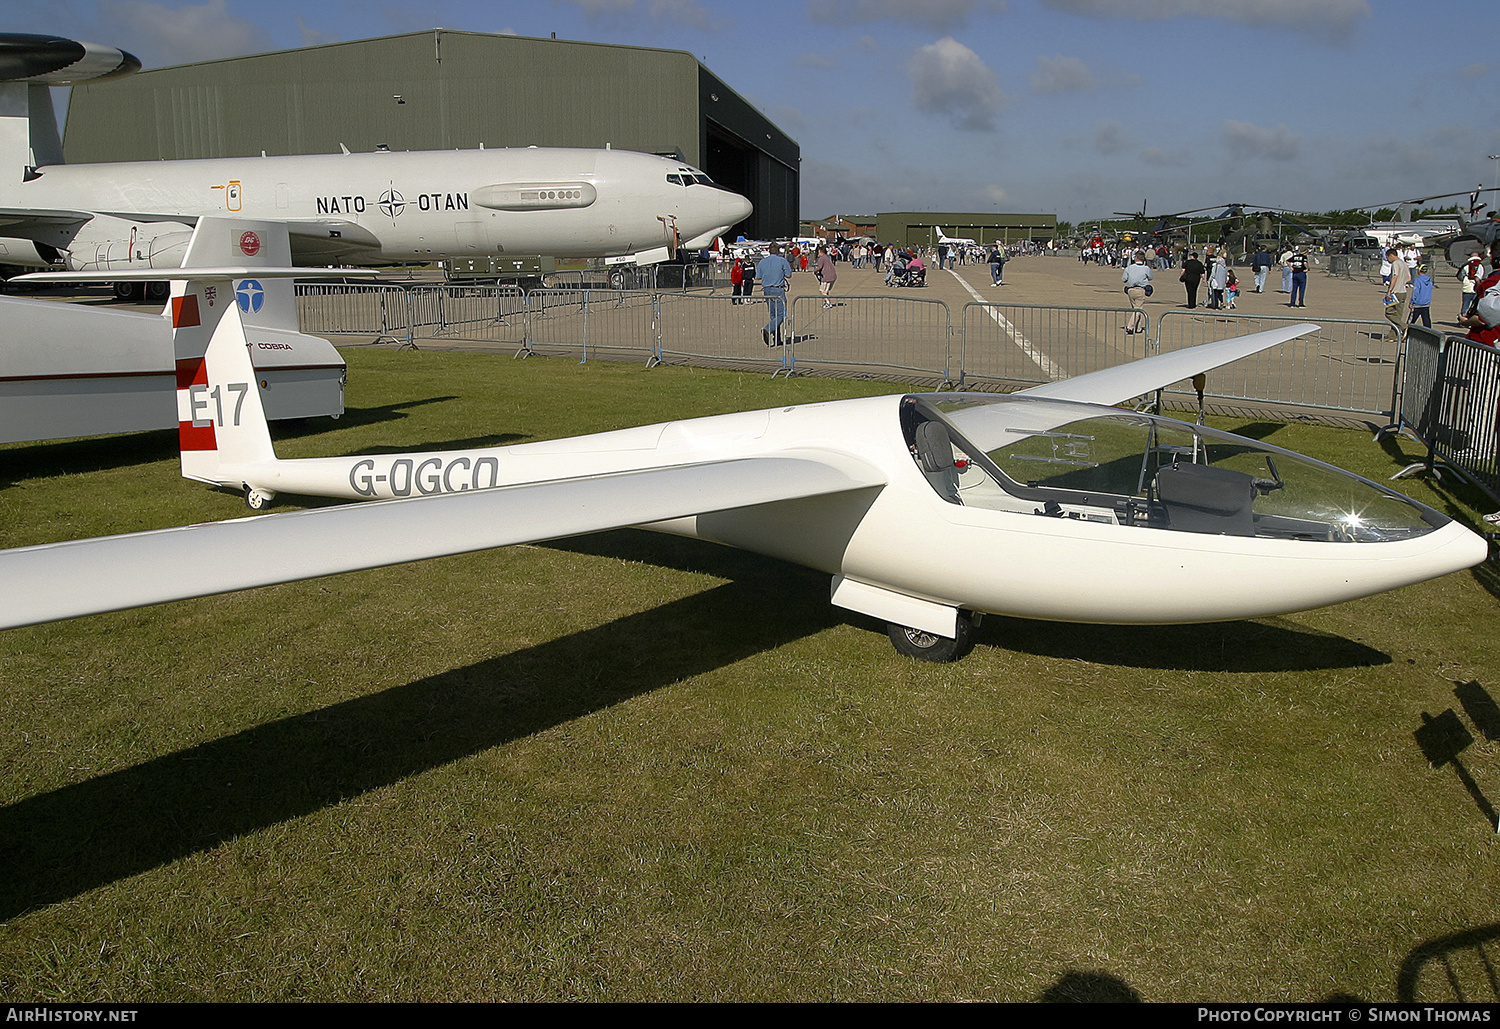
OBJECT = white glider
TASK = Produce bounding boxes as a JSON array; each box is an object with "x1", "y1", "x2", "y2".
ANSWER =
[{"x1": 0, "y1": 220, "x2": 1487, "y2": 659}]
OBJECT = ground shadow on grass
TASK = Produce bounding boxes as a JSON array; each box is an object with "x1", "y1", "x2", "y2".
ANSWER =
[
  {"x1": 0, "y1": 398, "x2": 461, "y2": 489},
  {"x1": 547, "y1": 530, "x2": 1392, "y2": 675},
  {"x1": 0, "y1": 567, "x2": 836, "y2": 921},
  {"x1": 1220, "y1": 420, "x2": 1291, "y2": 442},
  {"x1": 975, "y1": 615, "x2": 1389, "y2": 673},
  {"x1": 0, "y1": 428, "x2": 178, "y2": 488},
  {"x1": 266, "y1": 396, "x2": 459, "y2": 442},
  {"x1": 1396, "y1": 921, "x2": 1500, "y2": 1002},
  {"x1": 1036, "y1": 969, "x2": 1143, "y2": 1002}
]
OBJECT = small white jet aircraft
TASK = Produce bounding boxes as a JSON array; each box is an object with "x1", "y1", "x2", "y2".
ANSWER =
[
  {"x1": 936, "y1": 227, "x2": 977, "y2": 248},
  {"x1": 0, "y1": 34, "x2": 752, "y2": 282},
  {"x1": 0, "y1": 218, "x2": 1487, "y2": 659}
]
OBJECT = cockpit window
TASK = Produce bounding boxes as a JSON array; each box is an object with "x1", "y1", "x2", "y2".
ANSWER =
[
  {"x1": 901, "y1": 395, "x2": 1446, "y2": 542},
  {"x1": 667, "y1": 174, "x2": 685, "y2": 186}
]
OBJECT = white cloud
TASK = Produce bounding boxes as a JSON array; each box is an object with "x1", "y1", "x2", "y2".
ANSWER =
[
  {"x1": 1094, "y1": 119, "x2": 1131, "y2": 154},
  {"x1": 648, "y1": 0, "x2": 722, "y2": 29},
  {"x1": 1030, "y1": 55, "x2": 1094, "y2": 93},
  {"x1": 1029, "y1": 55, "x2": 1141, "y2": 94},
  {"x1": 807, "y1": 0, "x2": 1007, "y2": 33},
  {"x1": 801, "y1": 156, "x2": 920, "y2": 215},
  {"x1": 768, "y1": 104, "x2": 808, "y2": 132},
  {"x1": 1223, "y1": 119, "x2": 1301, "y2": 161},
  {"x1": 1139, "y1": 146, "x2": 1188, "y2": 167},
  {"x1": 93, "y1": 0, "x2": 275, "y2": 67},
  {"x1": 296, "y1": 17, "x2": 339, "y2": 48},
  {"x1": 551, "y1": 0, "x2": 727, "y2": 30},
  {"x1": 1041, "y1": 0, "x2": 1372, "y2": 43},
  {"x1": 909, "y1": 36, "x2": 1005, "y2": 131},
  {"x1": 796, "y1": 52, "x2": 839, "y2": 69}
]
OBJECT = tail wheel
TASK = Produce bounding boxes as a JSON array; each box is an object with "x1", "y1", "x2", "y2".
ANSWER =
[
  {"x1": 245, "y1": 488, "x2": 276, "y2": 511},
  {"x1": 886, "y1": 613, "x2": 974, "y2": 662}
]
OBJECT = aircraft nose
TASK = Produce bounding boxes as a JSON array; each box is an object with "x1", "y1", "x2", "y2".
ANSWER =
[
  {"x1": 723, "y1": 189, "x2": 753, "y2": 226},
  {"x1": 679, "y1": 186, "x2": 753, "y2": 249}
]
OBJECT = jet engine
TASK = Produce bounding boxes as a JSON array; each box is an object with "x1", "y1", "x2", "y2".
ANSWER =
[{"x1": 61, "y1": 215, "x2": 194, "y2": 273}]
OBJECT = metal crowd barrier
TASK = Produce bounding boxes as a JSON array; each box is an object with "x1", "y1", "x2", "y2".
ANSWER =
[
  {"x1": 407, "y1": 284, "x2": 527, "y2": 345},
  {"x1": 542, "y1": 263, "x2": 728, "y2": 293},
  {"x1": 295, "y1": 283, "x2": 411, "y2": 343},
  {"x1": 1395, "y1": 326, "x2": 1500, "y2": 501},
  {"x1": 959, "y1": 303, "x2": 1148, "y2": 390},
  {"x1": 1157, "y1": 309, "x2": 1396, "y2": 416},
  {"x1": 522, "y1": 288, "x2": 661, "y2": 363},
  {"x1": 1328, "y1": 248, "x2": 1442, "y2": 285},
  {"x1": 655, "y1": 292, "x2": 794, "y2": 374},
  {"x1": 788, "y1": 294, "x2": 954, "y2": 383},
  {"x1": 296, "y1": 286, "x2": 1489, "y2": 457}
]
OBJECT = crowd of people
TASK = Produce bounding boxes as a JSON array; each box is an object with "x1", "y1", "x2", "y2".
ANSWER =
[
  {"x1": 718, "y1": 233, "x2": 1500, "y2": 352},
  {"x1": 723, "y1": 237, "x2": 1044, "y2": 343},
  {"x1": 1374, "y1": 241, "x2": 1500, "y2": 346}
]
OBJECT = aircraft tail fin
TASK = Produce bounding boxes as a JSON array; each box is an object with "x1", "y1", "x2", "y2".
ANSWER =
[
  {"x1": 0, "y1": 83, "x2": 59, "y2": 187},
  {"x1": 0, "y1": 39, "x2": 138, "y2": 187},
  {"x1": 173, "y1": 278, "x2": 277, "y2": 487},
  {"x1": 170, "y1": 219, "x2": 298, "y2": 487}
]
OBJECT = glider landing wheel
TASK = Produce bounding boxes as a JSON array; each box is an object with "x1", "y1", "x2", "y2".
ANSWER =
[
  {"x1": 886, "y1": 614, "x2": 973, "y2": 662},
  {"x1": 245, "y1": 488, "x2": 277, "y2": 511}
]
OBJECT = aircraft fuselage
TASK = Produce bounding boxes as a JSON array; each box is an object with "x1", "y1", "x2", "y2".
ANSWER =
[{"x1": 2, "y1": 147, "x2": 752, "y2": 269}]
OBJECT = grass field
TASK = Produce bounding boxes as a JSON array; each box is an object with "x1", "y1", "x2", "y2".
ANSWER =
[{"x1": 2, "y1": 349, "x2": 1498, "y2": 1002}]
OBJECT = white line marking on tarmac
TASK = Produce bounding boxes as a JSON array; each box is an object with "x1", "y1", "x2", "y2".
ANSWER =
[{"x1": 947, "y1": 270, "x2": 1066, "y2": 381}]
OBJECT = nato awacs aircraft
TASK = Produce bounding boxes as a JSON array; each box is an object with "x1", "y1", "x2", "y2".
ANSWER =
[
  {"x1": 0, "y1": 33, "x2": 752, "y2": 295},
  {"x1": 0, "y1": 217, "x2": 1486, "y2": 661}
]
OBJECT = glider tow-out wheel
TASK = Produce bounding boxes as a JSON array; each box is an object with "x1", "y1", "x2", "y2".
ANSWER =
[
  {"x1": 245, "y1": 488, "x2": 276, "y2": 511},
  {"x1": 886, "y1": 613, "x2": 974, "y2": 662}
]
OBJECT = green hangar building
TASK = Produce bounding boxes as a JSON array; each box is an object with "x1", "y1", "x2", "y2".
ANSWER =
[
  {"x1": 61, "y1": 29, "x2": 791, "y2": 240},
  {"x1": 876, "y1": 213, "x2": 1058, "y2": 248}
]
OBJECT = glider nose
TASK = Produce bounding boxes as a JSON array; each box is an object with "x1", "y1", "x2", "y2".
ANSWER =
[{"x1": 1447, "y1": 521, "x2": 1493, "y2": 574}]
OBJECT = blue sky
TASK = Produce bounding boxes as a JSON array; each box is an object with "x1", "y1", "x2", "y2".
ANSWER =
[{"x1": 11, "y1": 0, "x2": 1499, "y2": 224}]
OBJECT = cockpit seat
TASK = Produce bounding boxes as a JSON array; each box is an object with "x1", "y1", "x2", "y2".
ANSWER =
[
  {"x1": 914, "y1": 419, "x2": 960, "y2": 502},
  {"x1": 1154, "y1": 461, "x2": 1255, "y2": 536}
]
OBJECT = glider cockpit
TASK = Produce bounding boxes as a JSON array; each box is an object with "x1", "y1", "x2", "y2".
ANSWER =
[{"x1": 902, "y1": 394, "x2": 1447, "y2": 544}]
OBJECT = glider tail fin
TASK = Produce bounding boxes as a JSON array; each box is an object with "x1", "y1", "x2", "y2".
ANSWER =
[
  {"x1": 171, "y1": 219, "x2": 290, "y2": 487},
  {"x1": 173, "y1": 278, "x2": 277, "y2": 487}
]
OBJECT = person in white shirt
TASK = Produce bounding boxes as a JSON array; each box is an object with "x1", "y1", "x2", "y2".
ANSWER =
[
  {"x1": 1383, "y1": 248, "x2": 1411, "y2": 342},
  {"x1": 1121, "y1": 251, "x2": 1153, "y2": 334}
]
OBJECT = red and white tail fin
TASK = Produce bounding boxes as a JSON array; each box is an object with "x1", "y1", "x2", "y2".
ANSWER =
[
  {"x1": 170, "y1": 219, "x2": 292, "y2": 487},
  {"x1": 172, "y1": 277, "x2": 277, "y2": 486}
]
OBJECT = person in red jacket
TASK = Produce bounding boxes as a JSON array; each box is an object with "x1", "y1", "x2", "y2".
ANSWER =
[{"x1": 1459, "y1": 242, "x2": 1500, "y2": 347}]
